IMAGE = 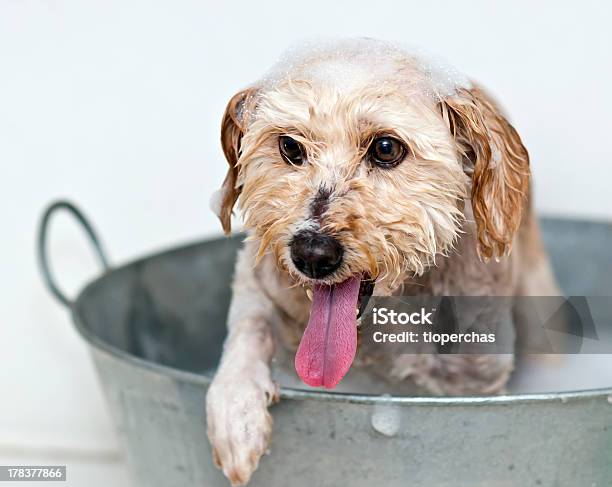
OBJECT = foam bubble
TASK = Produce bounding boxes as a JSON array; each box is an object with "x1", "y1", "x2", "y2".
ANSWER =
[
  {"x1": 370, "y1": 394, "x2": 401, "y2": 437},
  {"x1": 209, "y1": 188, "x2": 223, "y2": 219},
  {"x1": 260, "y1": 37, "x2": 471, "y2": 101}
]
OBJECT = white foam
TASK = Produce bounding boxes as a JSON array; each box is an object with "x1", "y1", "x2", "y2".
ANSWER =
[
  {"x1": 260, "y1": 38, "x2": 471, "y2": 100},
  {"x1": 209, "y1": 188, "x2": 223, "y2": 219},
  {"x1": 271, "y1": 347, "x2": 612, "y2": 396},
  {"x1": 509, "y1": 354, "x2": 612, "y2": 394},
  {"x1": 371, "y1": 394, "x2": 402, "y2": 437}
]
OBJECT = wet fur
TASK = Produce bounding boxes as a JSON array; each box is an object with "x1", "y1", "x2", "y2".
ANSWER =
[{"x1": 206, "y1": 42, "x2": 559, "y2": 486}]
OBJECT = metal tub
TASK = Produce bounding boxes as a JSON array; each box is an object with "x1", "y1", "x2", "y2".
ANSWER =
[{"x1": 38, "y1": 201, "x2": 612, "y2": 487}]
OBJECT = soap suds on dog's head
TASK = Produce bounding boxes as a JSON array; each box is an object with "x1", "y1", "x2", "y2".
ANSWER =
[{"x1": 260, "y1": 38, "x2": 471, "y2": 101}]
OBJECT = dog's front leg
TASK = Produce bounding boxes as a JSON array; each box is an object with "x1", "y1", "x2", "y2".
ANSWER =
[{"x1": 206, "y1": 245, "x2": 280, "y2": 486}]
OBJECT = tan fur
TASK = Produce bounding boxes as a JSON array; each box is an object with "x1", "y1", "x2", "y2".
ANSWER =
[
  {"x1": 219, "y1": 88, "x2": 258, "y2": 233},
  {"x1": 235, "y1": 80, "x2": 467, "y2": 289},
  {"x1": 206, "y1": 42, "x2": 559, "y2": 486},
  {"x1": 440, "y1": 87, "x2": 531, "y2": 260}
]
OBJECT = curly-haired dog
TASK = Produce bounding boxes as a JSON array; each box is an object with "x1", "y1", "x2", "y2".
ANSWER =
[{"x1": 206, "y1": 39, "x2": 559, "y2": 485}]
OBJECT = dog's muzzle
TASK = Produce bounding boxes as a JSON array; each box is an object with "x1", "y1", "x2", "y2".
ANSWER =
[{"x1": 290, "y1": 231, "x2": 343, "y2": 279}]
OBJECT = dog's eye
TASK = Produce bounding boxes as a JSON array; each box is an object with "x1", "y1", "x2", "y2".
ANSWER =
[
  {"x1": 279, "y1": 136, "x2": 305, "y2": 166},
  {"x1": 368, "y1": 137, "x2": 406, "y2": 168}
]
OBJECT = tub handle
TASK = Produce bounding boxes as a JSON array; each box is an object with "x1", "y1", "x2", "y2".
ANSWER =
[{"x1": 37, "y1": 200, "x2": 110, "y2": 308}]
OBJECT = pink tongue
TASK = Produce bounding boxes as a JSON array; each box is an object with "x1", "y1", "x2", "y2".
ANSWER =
[{"x1": 295, "y1": 276, "x2": 361, "y2": 389}]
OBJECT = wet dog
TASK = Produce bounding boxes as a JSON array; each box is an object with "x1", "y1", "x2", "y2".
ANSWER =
[{"x1": 205, "y1": 39, "x2": 559, "y2": 485}]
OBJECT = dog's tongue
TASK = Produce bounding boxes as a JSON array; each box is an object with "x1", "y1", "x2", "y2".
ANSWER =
[{"x1": 295, "y1": 276, "x2": 360, "y2": 389}]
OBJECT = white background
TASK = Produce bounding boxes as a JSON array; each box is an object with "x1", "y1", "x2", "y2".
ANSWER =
[{"x1": 1, "y1": 0, "x2": 610, "y2": 483}]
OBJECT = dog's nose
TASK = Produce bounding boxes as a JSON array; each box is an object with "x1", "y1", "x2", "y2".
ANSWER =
[{"x1": 290, "y1": 232, "x2": 343, "y2": 279}]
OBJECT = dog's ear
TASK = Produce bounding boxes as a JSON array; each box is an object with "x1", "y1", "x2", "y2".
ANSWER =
[
  {"x1": 440, "y1": 86, "x2": 530, "y2": 260},
  {"x1": 218, "y1": 88, "x2": 257, "y2": 233}
]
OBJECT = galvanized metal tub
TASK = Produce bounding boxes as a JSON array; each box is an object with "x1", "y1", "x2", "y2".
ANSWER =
[{"x1": 38, "y1": 201, "x2": 612, "y2": 487}]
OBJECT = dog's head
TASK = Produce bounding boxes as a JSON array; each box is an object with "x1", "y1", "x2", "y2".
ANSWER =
[
  {"x1": 215, "y1": 40, "x2": 530, "y2": 387},
  {"x1": 217, "y1": 42, "x2": 529, "y2": 284}
]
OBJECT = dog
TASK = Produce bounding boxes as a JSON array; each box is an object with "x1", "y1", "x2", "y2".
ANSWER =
[{"x1": 205, "y1": 39, "x2": 559, "y2": 486}]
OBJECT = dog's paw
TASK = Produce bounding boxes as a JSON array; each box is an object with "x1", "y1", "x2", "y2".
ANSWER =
[{"x1": 206, "y1": 371, "x2": 279, "y2": 486}]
